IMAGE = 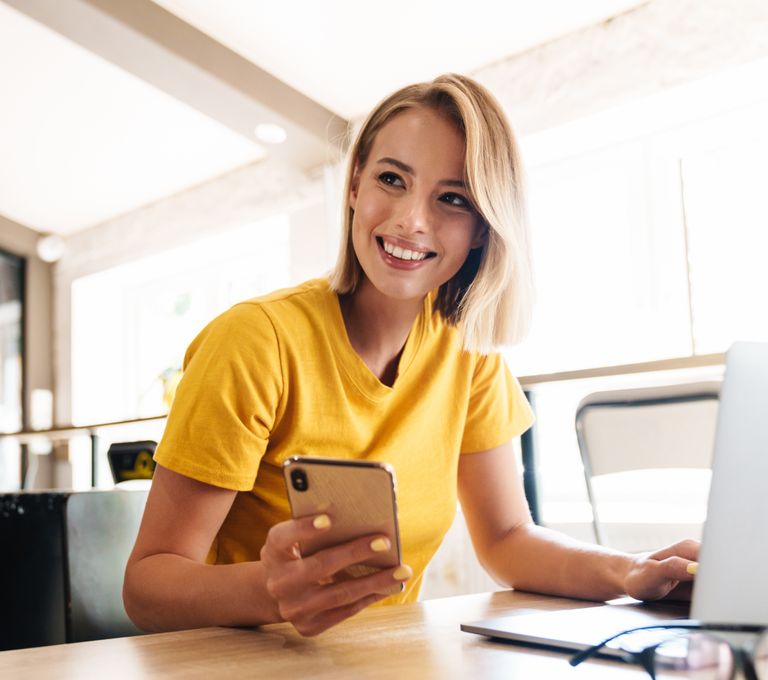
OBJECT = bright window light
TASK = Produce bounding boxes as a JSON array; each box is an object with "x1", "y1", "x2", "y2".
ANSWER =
[
  {"x1": 504, "y1": 57, "x2": 768, "y2": 544},
  {"x1": 71, "y1": 215, "x2": 290, "y2": 426}
]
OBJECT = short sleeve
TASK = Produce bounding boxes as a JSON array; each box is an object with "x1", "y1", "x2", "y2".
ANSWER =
[
  {"x1": 154, "y1": 303, "x2": 283, "y2": 490},
  {"x1": 459, "y1": 352, "x2": 534, "y2": 454}
]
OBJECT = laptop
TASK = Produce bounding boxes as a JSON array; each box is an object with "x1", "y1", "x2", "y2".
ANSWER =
[{"x1": 461, "y1": 342, "x2": 768, "y2": 658}]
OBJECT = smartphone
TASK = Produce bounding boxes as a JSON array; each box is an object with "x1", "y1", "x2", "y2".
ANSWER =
[{"x1": 282, "y1": 456, "x2": 402, "y2": 578}]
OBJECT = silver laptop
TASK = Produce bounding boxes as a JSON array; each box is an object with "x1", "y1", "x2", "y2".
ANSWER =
[{"x1": 461, "y1": 342, "x2": 768, "y2": 657}]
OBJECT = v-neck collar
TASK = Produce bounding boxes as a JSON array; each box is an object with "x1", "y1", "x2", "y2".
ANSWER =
[{"x1": 323, "y1": 281, "x2": 430, "y2": 402}]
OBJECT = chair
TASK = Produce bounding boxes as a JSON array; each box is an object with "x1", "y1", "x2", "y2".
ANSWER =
[
  {"x1": 0, "y1": 489, "x2": 147, "y2": 650},
  {"x1": 65, "y1": 490, "x2": 148, "y2": 642},
  {"x1": 575, "y1": 381, "x2": 720, "y2": 549}
]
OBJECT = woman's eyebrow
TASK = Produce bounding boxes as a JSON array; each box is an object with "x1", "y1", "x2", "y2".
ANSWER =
[
  {"x1": 377, "y1": 157, "x2": 413, "y2": 174},
  {"x1": 376, "y1": 157, "x2": 466, "y2": 188}
]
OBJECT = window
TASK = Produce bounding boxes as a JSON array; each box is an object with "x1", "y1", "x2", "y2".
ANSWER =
[
  {"x1": 506, "y1": 140, "x2": 691, "y2": 376},
  {"x1": 71, "y1": 215, "x2": 291, "y2": 426},
  {"x1": 508, "y1": 58, "x2": 768, "y2": 376},
  {"x1": 680, "y1": 124, "x2": 768, "y2": 352},
  {"x1": 0, "y1": 249, "x2": 24, "y2": 490}
]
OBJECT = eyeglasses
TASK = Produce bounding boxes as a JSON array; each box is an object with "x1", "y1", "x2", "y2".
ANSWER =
[{"x1": 569, "y1": 620, "x2": 768, "y2": 679}]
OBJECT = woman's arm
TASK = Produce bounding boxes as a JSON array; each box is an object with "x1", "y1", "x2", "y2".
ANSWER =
[
  {"x1": 457, "y1": 442, "x2": 698, "y2": 602},
  {"x1": 123, "y1": 464, "x2": 279, "y2": 631},
  {"x1": 124, "y1": 465, "x2": 411, "y2": 635}
]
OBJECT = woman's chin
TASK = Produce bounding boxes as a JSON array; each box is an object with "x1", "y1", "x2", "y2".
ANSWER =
[{"x1": 359, "y1": 275, "x2": 429, "y2": 306}]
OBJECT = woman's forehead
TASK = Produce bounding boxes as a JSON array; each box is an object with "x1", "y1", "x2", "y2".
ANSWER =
[{"x1": 367, "y1": 107, "x2": 466, "y2": 177}]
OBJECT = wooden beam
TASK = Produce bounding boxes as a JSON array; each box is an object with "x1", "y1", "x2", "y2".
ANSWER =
[{"x1": 4, "y1": 0, "x2": 348, "y2": 169}]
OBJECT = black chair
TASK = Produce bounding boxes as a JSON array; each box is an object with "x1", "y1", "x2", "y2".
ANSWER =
[{"x1": 0, "y1": 489, "x2": 148, "y2": 650}]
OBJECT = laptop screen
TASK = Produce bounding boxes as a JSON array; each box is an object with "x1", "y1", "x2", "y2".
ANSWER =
[{"x1": 691, "y1": 342, "x2": 768, "y2": 625}]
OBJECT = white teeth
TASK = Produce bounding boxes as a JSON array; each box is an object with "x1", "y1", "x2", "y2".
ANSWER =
[{"x1": 382, "y1": 239, "x2": 428, "y2": 261}]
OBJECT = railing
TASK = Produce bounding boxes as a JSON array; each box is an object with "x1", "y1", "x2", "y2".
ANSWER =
[
  {"x1": 1, "y1": 352, "x2": 727, "y2": 499},
  {"x1": 517, "y1": 352, "x2": 725, "y2": 387},
  {"x1": 1, "y1": 415, "x2": 168, "y2": 489}
]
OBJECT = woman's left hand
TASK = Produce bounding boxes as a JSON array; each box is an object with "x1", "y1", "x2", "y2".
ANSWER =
[{"x1": 623, "y1": 539, "x2": 700, "y2": 601}]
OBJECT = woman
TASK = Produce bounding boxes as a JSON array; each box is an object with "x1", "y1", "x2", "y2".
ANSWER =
[{"x1": 123, "y1": 74, "x2": 698, "y2": 637}]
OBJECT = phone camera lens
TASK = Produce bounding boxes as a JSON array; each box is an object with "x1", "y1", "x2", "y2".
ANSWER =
[{"x1": 291, "y1": 468, "x2": 308, "y2": 492}]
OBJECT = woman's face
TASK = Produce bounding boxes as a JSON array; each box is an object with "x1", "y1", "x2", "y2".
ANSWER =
[{"x1": 349, "y1": 106, "x2": 485, "y2": 304}]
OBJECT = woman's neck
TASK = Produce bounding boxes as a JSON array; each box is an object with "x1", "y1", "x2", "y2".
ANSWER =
[{"x1": 339, "y1": 279, "x2": 425, "y2": 386}]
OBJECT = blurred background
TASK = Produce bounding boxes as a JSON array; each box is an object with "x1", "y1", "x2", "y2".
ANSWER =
[{"x1": 2, "y1": 0, "x2": 768, "y2": 598}]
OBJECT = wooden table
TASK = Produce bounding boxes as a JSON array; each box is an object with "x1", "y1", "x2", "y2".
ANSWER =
[{"x1": 0, "y1": 590, "x2": 650, "y2": 679}]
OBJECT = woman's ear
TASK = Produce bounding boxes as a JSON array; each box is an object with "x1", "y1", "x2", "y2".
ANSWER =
[{"x1": 349, "y1": 164, "x2": 361, "y2": 210}]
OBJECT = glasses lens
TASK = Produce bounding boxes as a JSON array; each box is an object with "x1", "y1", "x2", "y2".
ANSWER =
[
  {"x1": 754, "y1": 631, "x2": 768, "y2": 679},
  {"x1": 654, "y1": 632, "x2": 734, "y2": 680}
]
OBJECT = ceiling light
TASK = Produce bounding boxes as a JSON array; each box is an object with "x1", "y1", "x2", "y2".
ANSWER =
[
  {"x1": 36, "y1": 234, "x2": 67, "y2": 263},
  {"x1": 254, "y1": 123, "x2": 287, "y2": 145}
]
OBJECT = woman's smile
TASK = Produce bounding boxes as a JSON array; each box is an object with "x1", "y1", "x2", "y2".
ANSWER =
[{"x1": 376, "y1": 235, "x2": 436, "y2": 268}]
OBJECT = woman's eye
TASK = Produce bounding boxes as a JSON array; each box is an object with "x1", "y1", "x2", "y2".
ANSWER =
[
  {"x1": 441, "y1": 192, "x2": 470, "y2": 209},
  {"x1": 378, "y1": 172, "x2": 404, "y2": 188}
]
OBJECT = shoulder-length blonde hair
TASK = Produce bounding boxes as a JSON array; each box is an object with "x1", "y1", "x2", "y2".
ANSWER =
[{"x1": 329, "y1": 74, "x2": 534, "y2": 354}]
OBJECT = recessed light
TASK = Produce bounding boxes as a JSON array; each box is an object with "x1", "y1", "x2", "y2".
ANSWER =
[
  {"x1": 254, "y1": 123, "x2": 287, "y2": 145},
  {"x1": 36, "y1": 234, "x2": 66, "y2": 263}
]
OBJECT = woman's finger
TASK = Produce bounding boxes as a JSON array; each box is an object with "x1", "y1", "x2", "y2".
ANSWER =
[
  {"x1": 663, "y1": 580, "x2": 694, "y2": 602},
  {"x1": 284, "y1": 564, "x2": 409, "y2": 620},
  {"x1": 264, "y1": 514, "x2": 333, "y2": 558},
  {"x1": 293, "y1": 593, "x2": 389, "y2": 637},
  {"x1": 647, "y1": 539, "x2": 700, "y2": 562},
  {"x1": 657, "y1": 555, "x2": 697, "y2": 581},
  {"x1": 297, "y1": 534, "x2": 398, "y2": 583},
  {"x1": 264, "y1": 530, "x2": 406, "y2": 600}
]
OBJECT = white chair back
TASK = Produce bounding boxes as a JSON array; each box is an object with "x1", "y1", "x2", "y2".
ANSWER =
[{"x1": 575, "y1": 381, "x2": 720, "y2": 547}]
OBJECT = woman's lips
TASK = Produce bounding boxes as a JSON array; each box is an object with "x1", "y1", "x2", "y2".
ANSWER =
[{"x1": 376, "y1": 237, "x2": 434, "y2": 270}]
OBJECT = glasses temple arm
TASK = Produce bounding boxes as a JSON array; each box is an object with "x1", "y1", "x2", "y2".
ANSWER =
[{"x1": 569, "y1": 621, "x2": 702, "y2": 668}]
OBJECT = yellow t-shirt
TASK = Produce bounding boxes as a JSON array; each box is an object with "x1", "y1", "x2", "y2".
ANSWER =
[{"x1": 154, "y1": 278, "x2": 533, "y2": 604}]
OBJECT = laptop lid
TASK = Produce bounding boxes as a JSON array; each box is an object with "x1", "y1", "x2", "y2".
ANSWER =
[
  {"x1": 691, "y1": 341, "x2": 768, "y2": 625},
  {"x1": 461, "y1": 341, "x2": 768, "y2": 651},
  {"x1": 460, "y1": 601, "x2": 689, "y2": 660}
]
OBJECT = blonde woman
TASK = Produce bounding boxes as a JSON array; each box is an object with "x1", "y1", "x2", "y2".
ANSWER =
[{"x1": 124, "y1": 74, "x2": 698, "y2": 637}]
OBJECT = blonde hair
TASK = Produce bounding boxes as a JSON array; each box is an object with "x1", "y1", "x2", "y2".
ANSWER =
[{"x1": 329, "y1": 74, "x2": 534, "y2": 353}]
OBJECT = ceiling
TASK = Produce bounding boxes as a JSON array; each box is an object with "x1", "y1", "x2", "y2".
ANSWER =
[
  {"x1": 0, "y1": 0, "x2": 646, "y2": 237},
  {"x1": 151, "y1": 0, "x2": 647, "y2": 120}
]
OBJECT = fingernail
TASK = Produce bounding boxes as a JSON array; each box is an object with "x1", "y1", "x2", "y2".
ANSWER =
[
  {"x1": 393, "y1": 565, "x2": 413, "y2": 581},
  {"x1": 370, "y1": 537, "x2": 390, "y2": 553},
  {"x1": 313, "y1": 514, "x2": 331, "y2": 529},
  {"x1": 686, "y1": 562, "x2": 698, "y2": 575}
]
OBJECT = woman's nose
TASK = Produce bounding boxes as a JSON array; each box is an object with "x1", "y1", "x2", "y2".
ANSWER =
[{"x1": 396, "y1": 193, "x2": 434, "y2": 233}]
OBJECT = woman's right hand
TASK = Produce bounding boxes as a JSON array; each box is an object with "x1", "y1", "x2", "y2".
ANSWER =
[{"x1": 260, "y1": 514, "x2": 412, "y2": 637}]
